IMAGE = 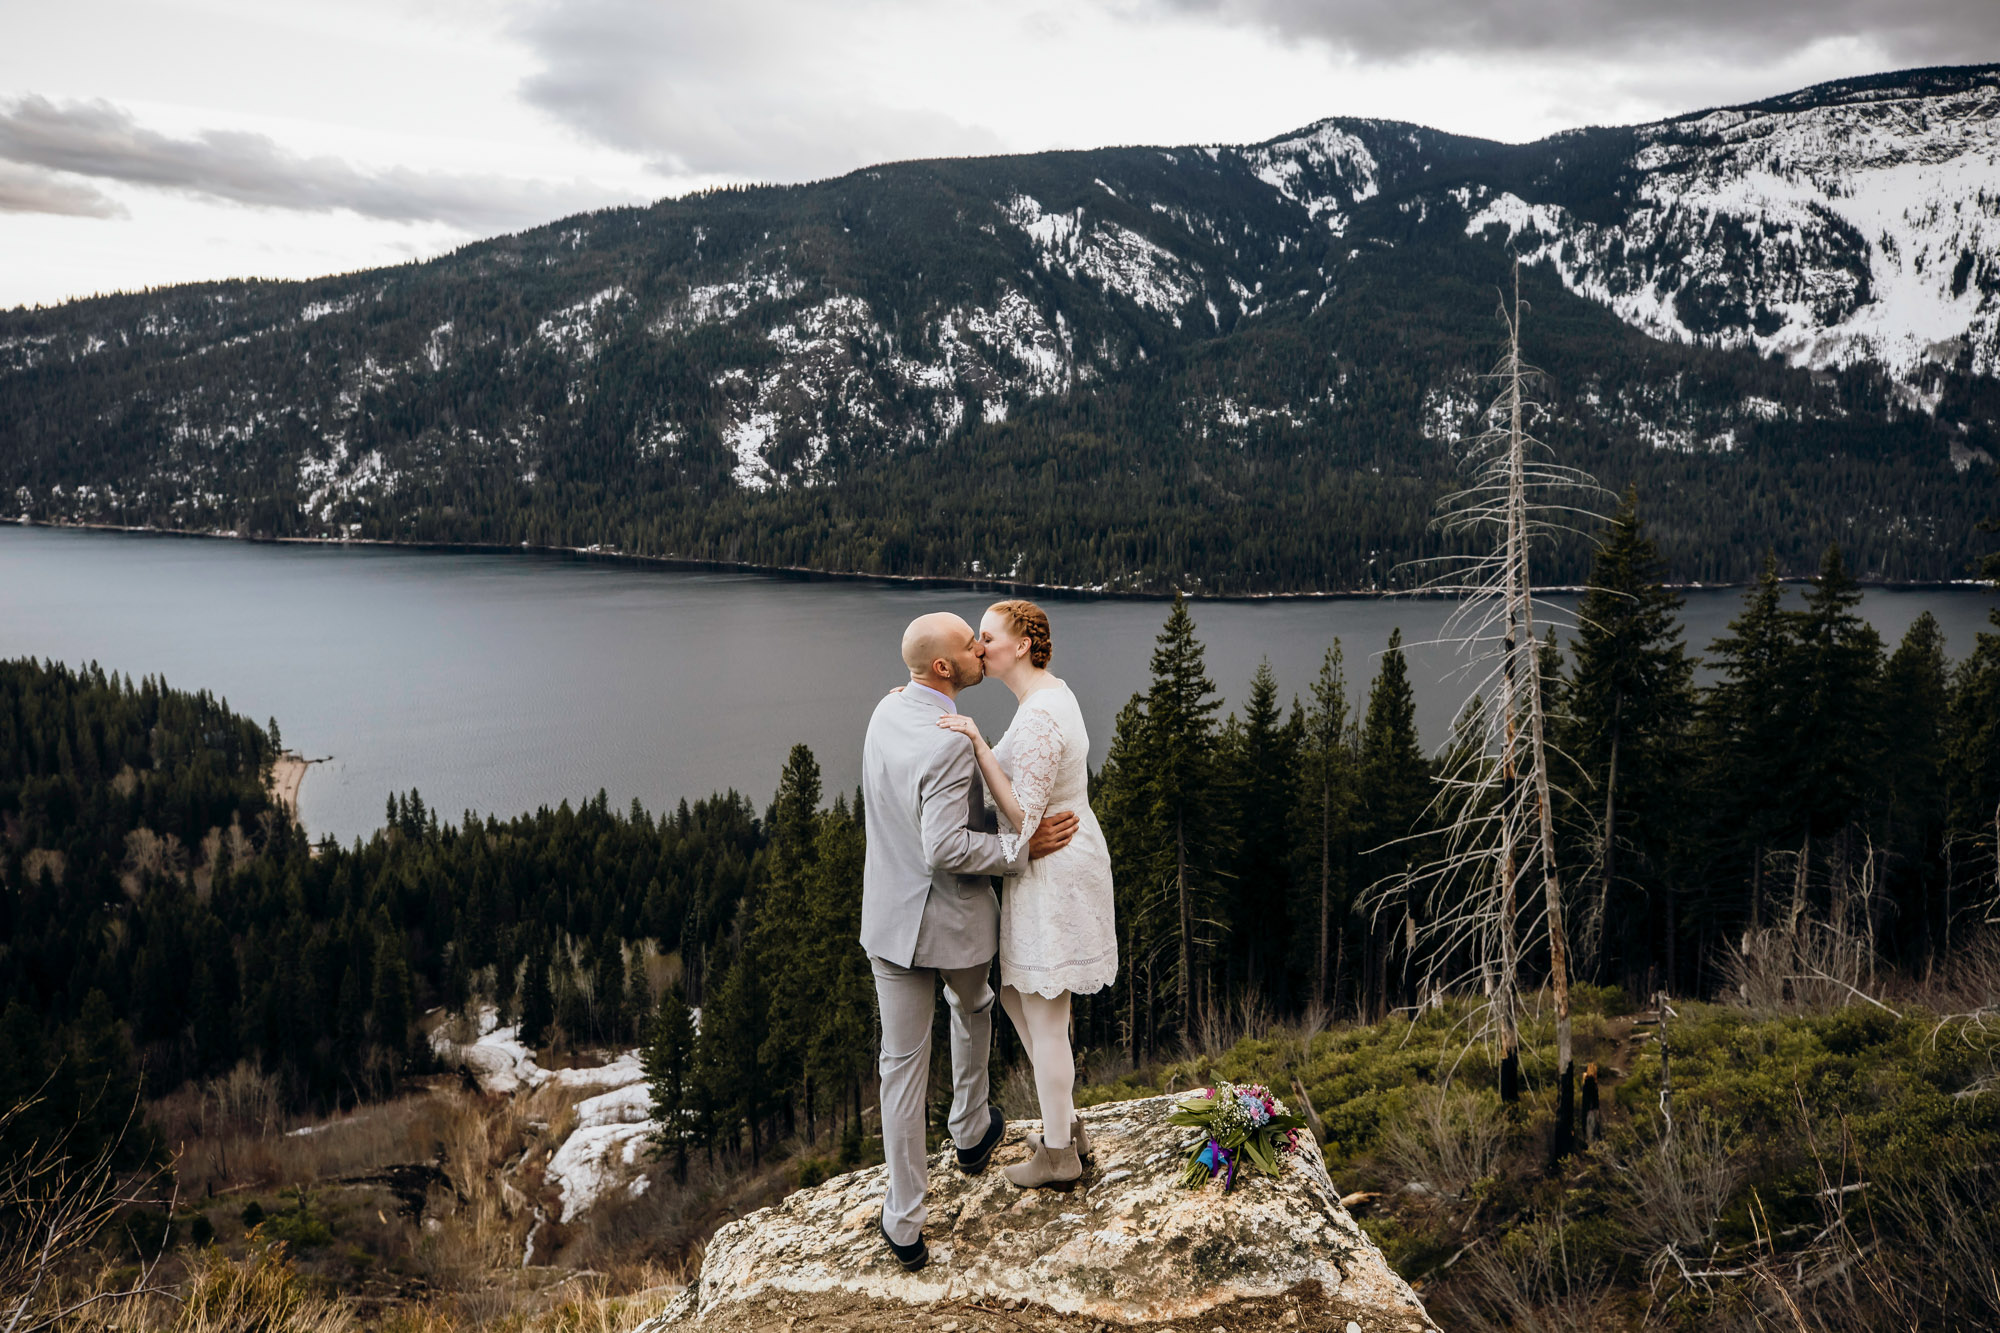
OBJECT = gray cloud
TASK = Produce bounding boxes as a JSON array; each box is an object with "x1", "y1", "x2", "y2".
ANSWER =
[
  {"x1": 0, "y1": 160, "x2": 123, "y2": 218},
  {"x1": 1159, "y1": 0, "x2": 2000, "y2": 66},
  {"x1": 0, "y1": 95, "x2": 629, "y2": 231},
  {"x1": 514, "y1": 0, "x2": 1005, "y2": 182}
]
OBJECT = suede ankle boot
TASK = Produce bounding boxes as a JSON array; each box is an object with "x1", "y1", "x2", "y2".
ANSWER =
[
  {"x1": 1003, "y1": 1138, "x2": 1082, "y2": 1188},
  {"x1": 1025, "y1": 1117, "x2": 1091, "y2": 1163}
]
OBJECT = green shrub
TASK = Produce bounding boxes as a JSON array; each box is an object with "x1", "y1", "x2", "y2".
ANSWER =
[
  {"x1": 120, "y1": 1206, "x2": 175, "y2": 1258},
  {"x1": 262, "y1": 1189, "x2": 334, "y2": 1253}
]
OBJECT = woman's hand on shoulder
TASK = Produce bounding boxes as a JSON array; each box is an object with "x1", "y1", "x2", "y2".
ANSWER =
[{"x1": 937, "y1": 713, "x2": 986, "y2": 748}]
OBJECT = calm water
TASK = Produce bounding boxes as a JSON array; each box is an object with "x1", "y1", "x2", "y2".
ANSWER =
[{"x1": 3, "y1": 525, "x2": 1994, "y2": 844}]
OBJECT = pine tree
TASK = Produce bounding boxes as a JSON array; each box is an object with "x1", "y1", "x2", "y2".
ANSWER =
[
  {"x1": 1097, "y1": 695, "x2": 1156, "y2": 1061},
  {"x1": 644, "y1": 983, "x2": 697, "y2": 1181},
  {"x1": 696, "y1": 950, "x2": 768, "y2": 1163},
  {"x1": 1790, "y1": 544, "x2": 1884, "y2": 848},
  {"x1": 1564, "y1": 488, "x2": 1695, "y2": 984},
  {"x1": 369, "y1": 932, "x2": 413, "y2": 1085},
  {"x1": 755, "y1": 745, "x2": 823, "y2": 1136},
  {"x1": 518, "y1": 938, "x2": 554, "y2": 1050},
  {"x1": 1878, "y1": 613, "x2": 1950, "y2": 961},
  {"x1": 801, "y1": 801, "x2": 873, "y2": 1142},
  {"x1": 1224, "y1": 661, "x2": 1297, "y2": 1000},
  {"x1": 1143, "y1": 594, "x2": 1224, "y2": 1035},
  {"x1": 1294, "y1": 643, "x2": 1354, "y2": 1012},
  {"x1": 1702, "y1": 553, "x2": 1799, "y2": 932},
  {"x1": 69, "y1": 988, "x2": 153, "y2": 1168},
  {"x1": 1357, "y1": 629, "x2": 1430, "y2": 1019}
]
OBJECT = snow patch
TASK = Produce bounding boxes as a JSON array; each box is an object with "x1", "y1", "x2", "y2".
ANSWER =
[
  {"x1": 1003, "y1": 195, "x2": 1200, "y2": 316},
  {"x1": 536, "y1": 286, "x2": 631, "y2": 359},
  {"x1": 1464, "y1": 83, "x2": 2000, "y2": 394}
]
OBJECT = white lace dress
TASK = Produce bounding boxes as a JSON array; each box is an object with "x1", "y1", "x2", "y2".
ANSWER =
[{"x1": 990, "y1": 684, "x2": 1118, "y2": 997}]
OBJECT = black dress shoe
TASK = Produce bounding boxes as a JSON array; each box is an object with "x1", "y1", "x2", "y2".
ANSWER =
[
  {"x1": 955, "y1": 1106, "x2": 1006, "y2": 1175},
  {"x1": 879, "y1": 1215, "x2": 928, "y2": 1272}
]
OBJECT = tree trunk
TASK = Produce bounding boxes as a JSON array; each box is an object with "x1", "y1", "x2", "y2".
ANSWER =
[
  {"x1": 1331, "y1": 921, "x2": 1347, "y2": 1021},
  {"x1": 1177, "y1": 813, "x2": 1193, "y2": 1036},
  {"x1": 1597, "y1": 696, "x2": 1622, "y2": 979},
  {"x1": 1318, "y1": 781, "x2": 1331, "y2": 1012},
  {"x1": 1498, "y1": 619, "x2": 1522, "y2": 1105},
  {"x1": 1126, "y1": 931, "x2": 1139, "y2": 1067}
]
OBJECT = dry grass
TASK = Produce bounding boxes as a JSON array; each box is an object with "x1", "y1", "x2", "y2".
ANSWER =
[
  {"x1": 36, "y1": 1249, "x2": 685, "y2": 1333},
  {"x1": 1606, "y1": 1114, "x2": 1747, "y2": 1269},
  {"x1": 1377, "y1": 1082, "x2": 1509, "y2": 1202},
  {"x1": 1723, "y1": 916, "x2": 1880, "y2": 1017},
  {"x1": 1442, "y1": 1215, "x2": 1618, "y2": 1333},
  {"x1": 48, "y1": 1248, "x2": 356, "y2": 1333}
]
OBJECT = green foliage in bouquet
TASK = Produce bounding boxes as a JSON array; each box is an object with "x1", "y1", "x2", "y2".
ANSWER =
[{"x1": 1167, "y1": 1081, "x2": 1308, "y2": 1191}]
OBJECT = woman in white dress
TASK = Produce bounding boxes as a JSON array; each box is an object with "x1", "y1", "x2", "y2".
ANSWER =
[{"x1": 937, "y1": 600, "x2": 1117, "y2": 1188}]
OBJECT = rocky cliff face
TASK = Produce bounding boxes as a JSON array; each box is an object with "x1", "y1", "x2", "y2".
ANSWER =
[{"x1": 638, "y1": 1096, "x2": 1434, "y2": 1333}]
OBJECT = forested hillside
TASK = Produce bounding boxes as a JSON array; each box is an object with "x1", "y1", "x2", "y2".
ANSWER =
[
  {"x1": 4, "y1": 504, "x2": 1998, "y2": 1146},
  {"x1": 5, "y1": 67, "x2": 1999, "y2": 590}
]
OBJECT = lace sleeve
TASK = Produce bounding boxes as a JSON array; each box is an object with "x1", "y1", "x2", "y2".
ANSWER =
[{"x1": 998, "y1": 703, "x2": 1065, "y2": 862}]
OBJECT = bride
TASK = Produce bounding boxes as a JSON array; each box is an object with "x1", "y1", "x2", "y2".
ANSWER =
[{"x1": 937, "y1": 599, "x2": 1117, "y2": 1189}]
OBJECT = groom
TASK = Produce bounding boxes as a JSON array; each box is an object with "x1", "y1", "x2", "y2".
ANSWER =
[{"x1": 860, "y1": 611, "x2": 1077, "y2": 1272}]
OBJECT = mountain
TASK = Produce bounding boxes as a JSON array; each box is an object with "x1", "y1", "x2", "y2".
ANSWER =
[{"x1": 4, "y1": 65, "x2": 1998, "y2": 593}]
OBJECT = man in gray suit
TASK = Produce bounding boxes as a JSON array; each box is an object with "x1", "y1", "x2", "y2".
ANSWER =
[{"x1": 862, "y1": 611, "x2": 1077, "y2": 1271}]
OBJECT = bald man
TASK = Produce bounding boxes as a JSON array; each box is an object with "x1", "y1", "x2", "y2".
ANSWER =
[{"x1": 860, "y1": 611, "x2": 1078, "y2": 1271}]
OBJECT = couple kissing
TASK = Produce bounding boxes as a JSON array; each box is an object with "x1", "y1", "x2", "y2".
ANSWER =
[{"x1": 858, "y1": 599, "x2": 1119, "y2": 1273}]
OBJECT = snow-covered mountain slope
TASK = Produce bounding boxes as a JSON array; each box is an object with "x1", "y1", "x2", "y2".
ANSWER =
[
  {"x1": 1461, "y1": 69, "x2": 2000, "y2": 401},
  {"x1": 3, "y1": 65, "x2": 1996, "y2": 590}
]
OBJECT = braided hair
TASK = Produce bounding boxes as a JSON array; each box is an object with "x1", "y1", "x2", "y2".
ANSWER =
[{"x1": 987, "y1": 599, "x2": 1052, "y2": 668}]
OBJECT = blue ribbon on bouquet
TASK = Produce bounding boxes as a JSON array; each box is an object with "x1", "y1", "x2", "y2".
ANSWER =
[{"x1": 1196, "y1": 1139, "x2": 1238, "y2": 1191}]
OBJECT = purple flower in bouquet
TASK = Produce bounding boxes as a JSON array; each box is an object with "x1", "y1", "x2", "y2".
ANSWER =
[{"x1": 1168, "y1": 1080, "x2": 1308, "y2": 1191}]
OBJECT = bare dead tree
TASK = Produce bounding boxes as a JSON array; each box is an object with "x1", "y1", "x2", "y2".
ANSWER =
[{"x1": 1377, "y1": 266, "x2": 1605, "y2": 1158}]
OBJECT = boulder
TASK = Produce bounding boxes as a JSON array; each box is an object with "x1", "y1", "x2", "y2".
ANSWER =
[{"x1": 640, "y1": 1095, "x2": 1435, "y2": 1332}]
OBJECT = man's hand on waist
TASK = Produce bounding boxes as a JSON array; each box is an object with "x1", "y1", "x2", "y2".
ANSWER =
[{"x1": 1028, "y1": 811, "x2": 1078, "y2": 860}]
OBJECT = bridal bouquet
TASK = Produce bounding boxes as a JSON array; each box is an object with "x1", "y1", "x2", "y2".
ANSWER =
[{"x1": 1168, "y1": 1082, "x2": 1307, "y2": 1192}]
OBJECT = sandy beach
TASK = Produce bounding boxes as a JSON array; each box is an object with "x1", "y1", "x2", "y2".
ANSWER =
[{"x1": 270, "y1": 752, "x2": 309, "y2": 814}]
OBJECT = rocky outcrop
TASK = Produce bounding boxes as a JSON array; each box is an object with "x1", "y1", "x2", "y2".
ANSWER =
[{"x1": 640, "y1": 1096, "x2": 1435, "y2": 1333}]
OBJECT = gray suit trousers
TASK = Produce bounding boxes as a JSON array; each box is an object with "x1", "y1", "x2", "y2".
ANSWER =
[{"x1": 870, "y1": 953, "x2": 993, "y2": 1246}]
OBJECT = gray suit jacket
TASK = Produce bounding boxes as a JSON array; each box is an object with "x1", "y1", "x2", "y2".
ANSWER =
[{"x1": 860, "y1": 687, "x2": 1028, "y2": 969}]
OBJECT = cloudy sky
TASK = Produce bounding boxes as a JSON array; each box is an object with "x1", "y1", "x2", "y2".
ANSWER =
[{"x1": 4, "y1": 0, "x2": 1996, "y2": 310}]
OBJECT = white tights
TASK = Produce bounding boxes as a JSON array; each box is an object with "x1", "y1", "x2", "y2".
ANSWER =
[{"x1": 999, "y1": 985, "x2": 1075, "y2": 1150}]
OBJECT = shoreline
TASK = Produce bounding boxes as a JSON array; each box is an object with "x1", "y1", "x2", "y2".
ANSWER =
[
  {"x1": 270, "y1": 752, "x2": 309, "y2": 815},
  {"x1": 7, "y1": 516, "x2": 1996, "y2": 602}
]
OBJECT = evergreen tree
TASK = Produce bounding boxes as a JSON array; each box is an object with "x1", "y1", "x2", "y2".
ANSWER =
[
  {"x1": 1097, "y1": 695, "x2": 1157, "y2": 1060},
  {"x1": 1945, "y1": 580, "x2": 2000, "y2": 954},
  {"x1": 69, "y1": 988, "x2": 154, "y2": 1168},
  {"x1": 1223, "y1": 661, "x2": 1298, "y2": 1000},
  {"x1": 754, "y1": 744, "x2": 823, "y2": 1136},
  {"x1": 518, "y1": 938, "x2": 554, "y2": 1050},
  {"x1": 644, "y1": 983, "x2": 697, "y2": 1181},
  {"x1": 1143, "y1": 594, "x2": 1226, "y2": 1034},
  {"x1": 369, "y1": 932, "x2": 413, "y2": 1086},
  {"x1": 1563, "y1": 489, "x2": 1695, "y2": 984},
  {"x1": 1357, "y1": 629, "x2": 1430, "y2": 1018},
  {"x1": 800, "y1": 801, "x2": 874, "y2": 1141},
  {"x1": 696, "y1": 949, "x2": 769, "y2": 1163},
  {"x1": 1293, "y1": 643, "x2": 1354, "y2": 1012},
  {"x1": 1700, "y1": 554, "x2": 1800, "y2": 933},
  {"x1": 1878, "y1": 613, "x2": 1951, "y2": 962},
  {"x1": 1790, "y1": 545, "x2": 1885, "y2": 848}
]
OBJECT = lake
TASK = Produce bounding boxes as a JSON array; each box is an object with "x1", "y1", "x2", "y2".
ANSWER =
[{"x1": 3, "y1": 524, "x2": 1993, "y2": 844}]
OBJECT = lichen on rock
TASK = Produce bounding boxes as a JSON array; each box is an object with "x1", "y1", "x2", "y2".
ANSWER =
[{"x1": 639, "y1": 1095, "x2": 1435, "y2": 1332}]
